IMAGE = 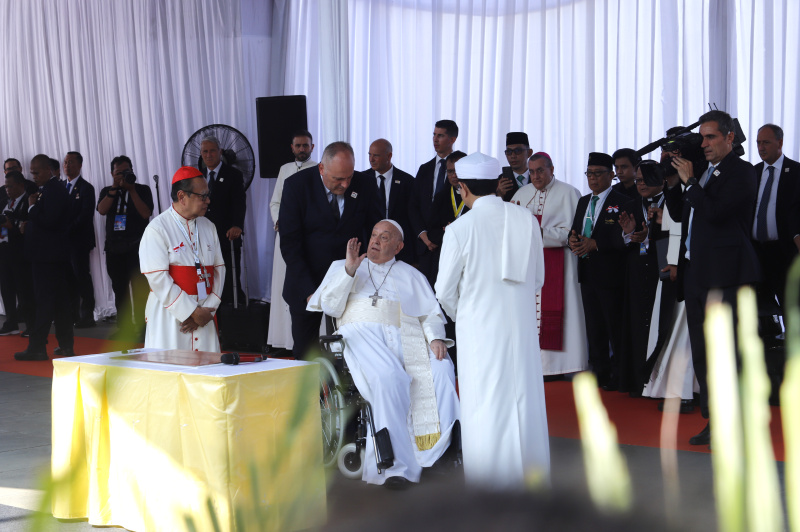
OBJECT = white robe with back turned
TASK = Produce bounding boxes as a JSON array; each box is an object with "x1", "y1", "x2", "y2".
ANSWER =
[
  {"x1": 436, "y1": 195, "x2": 549, "y2": 490},
  {"x1": 139, "y1": 207, "x2": 225, "y2": 352}
]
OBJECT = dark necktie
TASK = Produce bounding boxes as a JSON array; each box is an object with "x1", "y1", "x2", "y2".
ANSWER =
[
  {"x1": 208, "y1": 170, "x2": 216, "y2": 193},
  {"x1": 756, "y1": 166, "x2": 775, "y2": 242},
  {"x1": 434, "y1": 159, "x2": 446, "y2": 197},
  {"x1": 330, "y1": 193, "x2": 340, "y2": 222},
  {"x1": 378, "y1": 175, "x2": 387, "y2": 217}
]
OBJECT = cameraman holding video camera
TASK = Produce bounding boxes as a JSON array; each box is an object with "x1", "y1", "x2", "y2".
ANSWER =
[
  {"x1": 664, "y1": 110, "x2": 760, "y2": 446},
  {"x1": 97, "y1": 156, "x2": 153, "y2": 339}
]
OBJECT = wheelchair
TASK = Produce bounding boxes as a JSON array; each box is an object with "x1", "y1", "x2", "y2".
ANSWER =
[{"x1": 315, "y1": 334, "x2": 394, "y2": 479}]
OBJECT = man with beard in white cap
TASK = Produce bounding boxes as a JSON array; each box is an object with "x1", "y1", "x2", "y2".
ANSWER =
[
  {"x1": 308, "y1": 219, "x2": 460, "y2": 489},
  {"x1": 435, "y1": 152, "x2": 549, "y2": 491}
]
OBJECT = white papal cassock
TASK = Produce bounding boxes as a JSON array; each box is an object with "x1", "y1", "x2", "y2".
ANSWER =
[
  {"x1": 140, "y1": 207, "x2": 225, "y2": 351},
  {"x1": 436, "y1": 195, "x2": 549, "y2": 490},
  {"x1": 511, "y1": 179, "x2": 588, "y2": 375},
  {"x1": 307, "y1": 258, "x2": 460, "y2": 485},
  {"x1": 268, "y1": 159, "x2": 317, "y2": 349}
]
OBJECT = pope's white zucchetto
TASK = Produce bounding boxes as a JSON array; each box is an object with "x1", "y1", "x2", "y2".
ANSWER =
[
  {"x1": 379, "y1": 219, "x2": 404, "y2": 239},
  {"x1": 454, "y1": 152, "x2": 501, "y2": 180}
]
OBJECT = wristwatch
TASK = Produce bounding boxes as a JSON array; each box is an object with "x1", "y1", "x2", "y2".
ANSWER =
[{"x1": 686, "y1": 177, "x2": 698, "y2": 187}]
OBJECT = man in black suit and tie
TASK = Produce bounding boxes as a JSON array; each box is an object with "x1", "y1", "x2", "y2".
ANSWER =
[
  {"x1": 752, "y1": 123, "x2": 800, "y2": 322},
  {"x1": 409, "y1": 119, "x2": 458, "y2": 277},
  {"x1": 496, "y1": 132, "x2": 533, "y2": 202},
  {"x1": 14, "y1": 155, "x2": 75, "y2": 360},
  {"x1": 665, "y1": 110, "x2": 760, "y2": 445},
  {"x1": 63, "y1": 151, "x2": 97, "y2": 328},
  {"x1": 0, "y1": 171, "x2": 35, "y2": 336},
  {"x1": 201, "y1": 136, "x2": 247, "y2": 304},
  {"x1": 366, "y1": 138, "x2": 415, "y2": 264},
  {"x1": 2, "y1": 159, "x2": 38, "y2": 199},
  {"x1": 279, "y1": 141, "x2": 381, "y2": 358},
  {"x1": 569, "y1": 152, "x2": 637, "y2": 390}
]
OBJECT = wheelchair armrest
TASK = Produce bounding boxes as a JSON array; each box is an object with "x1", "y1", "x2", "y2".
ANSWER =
[{"x1": 320, "y1": 334, "x2": 344, "y2": 342}]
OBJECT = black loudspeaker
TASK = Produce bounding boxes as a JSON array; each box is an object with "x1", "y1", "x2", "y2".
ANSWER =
[{"x1": 256, "y1": 96, "x2": 309, "y2": 178}]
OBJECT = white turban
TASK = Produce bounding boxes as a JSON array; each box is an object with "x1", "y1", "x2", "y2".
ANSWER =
[
  {"x1": 379, "y1": 219, "x2": 404, "y2": 239},
  {"x1": 454, "y1": 152, "x2": 501, "y2": 180}
]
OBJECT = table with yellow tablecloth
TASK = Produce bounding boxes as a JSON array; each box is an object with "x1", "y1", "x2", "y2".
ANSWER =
[{"x1": 51, "y1": 350, "x2": 326, "y2": 532}]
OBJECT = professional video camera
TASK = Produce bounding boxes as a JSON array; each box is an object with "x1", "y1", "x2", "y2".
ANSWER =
[{"x1": 635, "y1": 105, "x2": 747, "y2": 186}]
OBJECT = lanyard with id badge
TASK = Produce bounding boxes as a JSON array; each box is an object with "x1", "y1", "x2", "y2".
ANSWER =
[
  {"x1": 113, "y1": 191, "x2": 128, "y2": 231},
  {"x1": 170, "y1": 208, "x2": 209, "y2": 301}
]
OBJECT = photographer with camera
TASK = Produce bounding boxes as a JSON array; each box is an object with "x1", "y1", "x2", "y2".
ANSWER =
[
  {"x1": 663, "y1": 110, "x2": 760, "y2": 446},
  {"x1": 0, "y1": 171, "x2": 35, "y2": 336},
  {"x1": 97, "y1": 156, "x2": 153, "y2": 339}
]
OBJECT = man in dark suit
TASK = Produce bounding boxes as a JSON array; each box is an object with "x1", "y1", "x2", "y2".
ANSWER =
[
  {"x1": 497, "y1": 132, "x2": 533, "y2": 202},
  {"x1": 569, "y1": 152, "x2": 637, "y2": 390},
  {"x1": 611, "y1": 148, "x2": 641, "y2": 200},
  {"x1": 366, "y1": 138, "x2": 415, "y2": 263},
  {"x1": 3, "y1": 158, "x2": 38, "y2": 200},
  {"x1": 409, "y1": 119, "x2": 458, "y2": 277},
  {"x1": 664, "y1": 110, "x2": 760, "y2": 445},
  {"x1": 0, "y1": 171, "x2": 34, "y2": 336},
  {"x1": 617, "y1": 161, "x2": 667, "y2": 396},
  {"x1": 279, "y1": 141, "x2": 381, "y2": 358},
  {"x1": 63, "y1": 151, "x2": 97, "y2": 328},
  {"x1": 752, "y1": 123, "x2": 800, "y2": 321},
  {"x1": 201, "y1": 136, "x2": 247, "y2": 304},
  {"x1": 14, "y1": 155, "x2": 75, "y2": 360},
  {"x1": 97, "y1": 156, "x2": 154, "y2": 339}
]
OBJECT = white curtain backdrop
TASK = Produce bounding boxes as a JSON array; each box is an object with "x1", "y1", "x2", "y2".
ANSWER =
[{"x1": 0, "y1": 0, "x2": 797, "y2": 318}]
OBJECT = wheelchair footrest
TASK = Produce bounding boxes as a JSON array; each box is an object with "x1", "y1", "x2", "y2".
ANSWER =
[{"x1": 374, "y1": 428, "x2": 394, "y2": 470}]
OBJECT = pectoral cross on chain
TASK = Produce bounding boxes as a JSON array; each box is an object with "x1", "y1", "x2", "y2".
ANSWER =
[{"x1": 369, "y1": 291, "x2": 382, "y2": 306}]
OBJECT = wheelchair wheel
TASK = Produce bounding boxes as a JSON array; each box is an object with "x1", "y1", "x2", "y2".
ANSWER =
[
  {"x1": 337, "y1": 443, "x2": 365, "y2": 479},
  {"x1": 315, "y1": 357, "x2": 346, "y2": 468}
]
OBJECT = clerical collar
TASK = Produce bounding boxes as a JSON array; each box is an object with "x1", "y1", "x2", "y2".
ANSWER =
[{"x1": 367, "y1": 257, "x2": 396, "y2": 272}]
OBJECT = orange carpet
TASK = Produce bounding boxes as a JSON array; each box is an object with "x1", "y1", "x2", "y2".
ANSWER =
[
  {"x1": 0, "y1": 333, "x2": 143, "y2": 378},
  {"x1": 544, "y1": 380, "x2": 785, "y2": 461}
]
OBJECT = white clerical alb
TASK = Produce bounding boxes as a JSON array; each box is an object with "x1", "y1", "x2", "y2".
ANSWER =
[
  {"x1": 308, "y1": 257, "x2": 460, "y2": 485},
  {"x1": 436, "y1": 194, "x2": 550, "y2": 490},
  {"x1": 511, "y1": 178, "x2": 588, "y2": 375},
  {"x1": 140, "y1": 207, "x2": 225, "y2": 351}
]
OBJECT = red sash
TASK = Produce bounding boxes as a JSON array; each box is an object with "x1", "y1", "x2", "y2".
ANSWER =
[
  {"x1": 169, "y1": 265, "x2": 215, "y2": 295},
  {"x1": 535, "y1": 215, "x2": 565, "y2": 350}
]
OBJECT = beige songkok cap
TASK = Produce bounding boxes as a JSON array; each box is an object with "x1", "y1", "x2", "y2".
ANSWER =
[{"x1": 455, "y1": 152, "x2": 501, "y2": 180}]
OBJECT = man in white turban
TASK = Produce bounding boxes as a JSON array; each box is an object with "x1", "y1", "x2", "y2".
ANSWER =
[
  {"x1": 435, "y1": 152, "x2": 549, "y2": 491},
  {"x1": 308, "y1": 219, "x2": 460, "y2": 489}
]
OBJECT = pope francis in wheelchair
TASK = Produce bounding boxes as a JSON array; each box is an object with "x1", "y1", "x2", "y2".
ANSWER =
[{"x1": 307, "y1": 220, "x2": 460, "y2": 489}]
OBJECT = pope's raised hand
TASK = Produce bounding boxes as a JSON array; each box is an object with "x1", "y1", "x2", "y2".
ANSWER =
[{"x1": 344, "y1": 237, "x2": 366, "y2": 277}]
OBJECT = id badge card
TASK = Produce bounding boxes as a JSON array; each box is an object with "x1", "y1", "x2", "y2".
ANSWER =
[
  {"x1": 639, "y1": 243, "x2": 647, "y2": 255},
  {"x1": 114, "y1": 214, "x2": 127, "y2": 231},
  {"x1": 0, "y1": 227, "x2": 7, "y2": 238},
  {"x1": 196, "y1": 281, "x2": 208, "y2": 302}
]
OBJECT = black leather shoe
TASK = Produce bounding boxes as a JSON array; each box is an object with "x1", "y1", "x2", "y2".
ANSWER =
[
  {"x1": 0, "y1": 323, "x2": 20, "y2": 335},
  {"x1": 384, "y1": 476, "x2": 412, "y2": 491},
  {"x1": 20, "y1": 329, "x2": 30, "y2": 337},
  {"x1": 14, "y1": 349, "x2": 49, "y2": 361},
  {"x1": 54, "y1": 347, "x2": 76, "y2": 357},
  {"x1": 74, "y1": 319, "x2": 96, "y2": 329},
  {"x1": 689, "y1": 422, "x2": 711, "y2": 445}
]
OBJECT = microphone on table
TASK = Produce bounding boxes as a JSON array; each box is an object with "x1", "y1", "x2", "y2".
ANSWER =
[{"x1": 220, "y1": 352, "x2": 264, "y2": 365}]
